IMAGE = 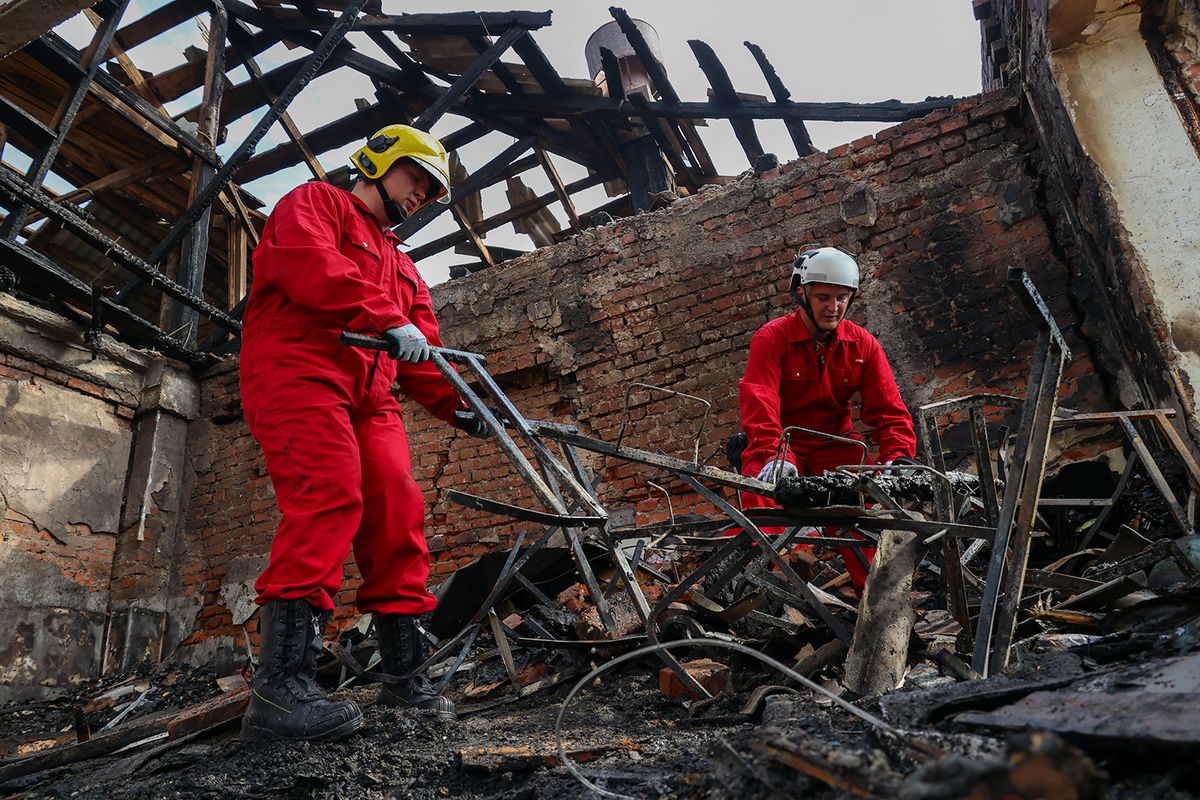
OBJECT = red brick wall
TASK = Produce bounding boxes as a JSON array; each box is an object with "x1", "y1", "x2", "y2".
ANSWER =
[
  {"x1": 178, "y1": 90, "x2": 1106, "y2": 645},
  {"x1": 0, "y1": 352, "x2": 129, "y2": 592}
]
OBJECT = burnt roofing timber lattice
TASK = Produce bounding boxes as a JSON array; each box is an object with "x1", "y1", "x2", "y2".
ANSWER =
[{"x1": 1, "y1": 2, "x2": 968, "y2": 363}]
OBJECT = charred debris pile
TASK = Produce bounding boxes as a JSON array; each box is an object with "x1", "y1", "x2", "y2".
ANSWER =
[{"x1": 2, "y1": 271, "x2": 1200, "y2": 798}]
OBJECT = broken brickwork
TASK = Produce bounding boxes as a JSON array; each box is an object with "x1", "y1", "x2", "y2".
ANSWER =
[
  {"x1": 982, "y1": 0, "x2": 1200, "y2": 448},
  {"x1": 176, "y1": 90, "x2": 1108, "y2": 659}
]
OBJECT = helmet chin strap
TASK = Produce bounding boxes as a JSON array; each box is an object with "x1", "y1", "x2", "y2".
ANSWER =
[
  {"x1": 793, "y1": 284, "x2": 856, "y2": 337},
  {"x1": 374, "y1": 179, "x2": 408, "y2": 225}
]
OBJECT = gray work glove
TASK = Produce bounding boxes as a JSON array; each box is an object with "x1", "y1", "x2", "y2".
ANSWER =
[
  {"x1": 756, "y1": 459, "x2": 798, "y2": 483},
  {"x1": 384, "y1": 324, "x2": 430, "y2": 363},
  {"x1": 454, "y1": 409, "x2": 489, "y2": 438}
]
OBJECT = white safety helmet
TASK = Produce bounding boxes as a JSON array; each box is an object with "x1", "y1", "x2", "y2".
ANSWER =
[{"x1": 790, "y1": 247, "x2": 860, "y2": 293}]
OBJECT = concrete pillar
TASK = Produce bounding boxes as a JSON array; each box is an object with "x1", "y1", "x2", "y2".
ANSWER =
[{"x1": 102, "y1": 362, "x2": 200, "y2": 674}]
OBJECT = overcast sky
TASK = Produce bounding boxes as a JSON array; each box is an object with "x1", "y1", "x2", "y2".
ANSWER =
[{"x1": 44, "y1": 0, "x2": 983, "y2": 285}]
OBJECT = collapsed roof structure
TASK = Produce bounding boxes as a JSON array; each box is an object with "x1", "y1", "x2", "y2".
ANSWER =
[{"x1": 0, "y1": 0, "x2": 954, "y2": 365}]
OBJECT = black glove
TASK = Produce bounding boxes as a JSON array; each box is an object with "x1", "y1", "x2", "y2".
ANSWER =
[
  {"x1": 886, "y1": 455, "x2": 921, "y2": 467},
  {"x1": 454, "y1": 409, "x2": 488, "y2": 438}
]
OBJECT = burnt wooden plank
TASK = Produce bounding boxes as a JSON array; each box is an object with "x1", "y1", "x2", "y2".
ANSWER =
[
  {"x1": 394, "y1": 136, "x2": 533, "y2": 240},
  {"x1": 407, "y1": 173, "x2": 605, "y2": 261},
  {"x1": 107, "y1": 0, "x2": 207, "y2": 55},
  {"x1": 467, "y1": 34, "x2": 525, "y2": 96},
  {"x1": 414, "y1": 25, "x2": 528, "y2": 130},
  {"x1": 744, "y1": 40, "x2": 814, "y2": 156},
  {"x1": 688, "y1": 39, "x2": 763, "y2": 165},
  {"x1": 627, "y1": 93, "x2": 699, "y2": 190}
]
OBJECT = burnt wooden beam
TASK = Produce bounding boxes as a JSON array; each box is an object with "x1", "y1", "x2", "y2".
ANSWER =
[
  {"x1": 106, "y1": 0, "x2": 207, "y2": 56},
  {"x1": 306, "y1": 10, "x2": 551, "y2": 35},
  {"x1": 609, "y1": 6, "x2": 704, "y2": 175},
  {"x1": 468, "y1": 93, "x2": 964, "y2": 122},
  {"x1": 599, "y1": 46, "x2": 625, "y2": 101},
  {"x1": 0, "y1": 237, "x2": 209, "y2": 364},
  {"x1": 408, "y1": 172, "x2": 605, "y2": 262},
  {"x1": 177, "y1": 53, "x2": 340, "y2": 128},
  {"x1": 536, "y1": 148, "x2": 580, "y2": 232},
  {"x1": 85, "y1": 8, "x2": 166, "y2": 109},
  {"x1": 609, "y1": 6, "x2": 678, "y2": 103},
  {"x1": 2, "y1": 0, "x2": 133, "y2": 240},
  {"x1": 744, "y1": 40, "x2": 814, "y2": 157},
  {"x1": 145, "y1": 0, "x2": 370, "y2": 268},
  {"x1": 688, "y1": 39, "x2": 764, "y2": 165},
  {"x1": 414, "y1": 25, "x2": 528, "y2": 130},
  {"x1": 467, "y1": 34, "x2": 525, "y2": 96},
  {"x1": 170, "y1": 1, "x2": 229, "y2": 348},
  {"x1": 143, "y1": 28, "x2": 276, "y2": 105},
  {"x1": 626, "y1": 93, "x2": 699, "y2": 190},
  {"x1": 30, "y1": 33, "x2": 219, "y2": 164},
  {"x1": 0, "y1": 94, "x2": 54, "y2": 147},
  {"x1": 231, "y1": 23, "x2": 325, "y2": 180},
  {"x1": 394, "y1": 135, "x2": 534, "y2": 240}
]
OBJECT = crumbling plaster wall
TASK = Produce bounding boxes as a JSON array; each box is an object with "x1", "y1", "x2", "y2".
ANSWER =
[
  {"x1": 181, "y1": 91, "x2": 1112, "y2": 655},
  {"x1": 1050, "y1": 4, "x2": 1200, "y2": 405},
  {"x1": 0, "y1": 293, "x2": 199, "y2": 701},
  {"x1": 988, "y1": 0, "x2": 1200, "y2": 452}
]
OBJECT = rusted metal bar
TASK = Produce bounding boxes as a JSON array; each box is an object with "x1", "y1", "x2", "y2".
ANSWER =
[{"x1": 973, "y1": 268, "x2": 1070, "y2": 676}]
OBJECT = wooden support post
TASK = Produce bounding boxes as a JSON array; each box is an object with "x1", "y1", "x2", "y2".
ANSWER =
[
  {"x1": 451, "y1": 206, "x2": 495, "y2": 269},
  {"x1": 226, "y1": 216, "x2": 247, "y2": 309},
  {"x1": 535, "y1": 148, "x2": 581, "y2": 232},
  {"x1": 843, "y1": 529, "x2": 920, "y2": 697}
]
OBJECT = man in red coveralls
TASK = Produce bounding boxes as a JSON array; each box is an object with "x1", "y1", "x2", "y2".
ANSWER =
[
  {"x1": 238, "y1": 125, "x2": 484, "y2": 742},
  {"x1": 738, "y1": 246, "x2": 917, "y2": 589}
]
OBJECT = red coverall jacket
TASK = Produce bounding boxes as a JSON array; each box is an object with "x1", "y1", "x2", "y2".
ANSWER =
[
  {"x1": 239, "y1": 181, "x2": 464, "y2": 616},
  {"x1": 738, "y1": 310, "x2": 916, "y2": 586}
]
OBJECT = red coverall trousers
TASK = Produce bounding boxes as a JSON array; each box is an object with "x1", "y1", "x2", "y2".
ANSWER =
[{"x1": 240, "y1": 181, "x2": 462, "y2": 616}]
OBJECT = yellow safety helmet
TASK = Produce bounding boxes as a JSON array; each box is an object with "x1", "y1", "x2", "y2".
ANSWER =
[{"x1": 350, "y1": 124, "x2": 451, "y2": 210}]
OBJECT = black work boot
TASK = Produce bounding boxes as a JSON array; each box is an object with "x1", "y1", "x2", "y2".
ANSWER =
[
  {"x1": 374, "y1": 614, "x2": 456, "y2": 720},
  {"x1": 241, "y1": 600, "x2": 364, "y2": 742}
]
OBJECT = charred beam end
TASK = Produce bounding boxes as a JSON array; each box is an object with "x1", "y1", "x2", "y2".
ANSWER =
[
  {"x1": 599, "y1": 46, "x2": 625, "y2": 101},
  {"x1": 414, "y1": 25, "x2": 528, "y2": 131},
  {"x1": 609, "y1": 6, "x2": 680, "y2": 104},
  {"x1": 688, "y1": 38, "x2": 764, "y2": 164},
  {"x1": 509, "y1": 31, "x2": 569, "y2": 97},
  {"x1": 744, "y1": 40, "x2": 815, "y2": 157}
]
